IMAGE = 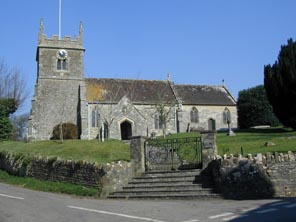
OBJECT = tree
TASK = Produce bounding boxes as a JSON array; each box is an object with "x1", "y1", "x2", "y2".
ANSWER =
[
  {"x1": 237, "y1": 85, "x2": 280, "y2": 129},
  {"x1": 153, "y1": 90, "x2": 176, "y2": 138},
  {"x1": 0, "y1": 99, "x2": 17, "y2": 139},
  {"x1": 264, "y1": 38, "x2": 296, "y2": 129},
  {"x1": 11, "y1": 113, "x2": 30, "y2": 141},
  {"x1": 0, "y1": 60, "x2": 27, "y2": 140},
  {"x1": 0, "y1": 60, "x2": 27, "y2": 108}
]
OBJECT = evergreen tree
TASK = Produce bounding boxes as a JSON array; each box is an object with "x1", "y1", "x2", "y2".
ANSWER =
[
  {"x1": 0, "y1": 99, "x2": 17, "y2": 139},
  {"x1": 264, "y1": 38, "x2": 296, "y2": 129},
  {"x1": 237, "y1": 85, "x2": 280, "y2": 129}
]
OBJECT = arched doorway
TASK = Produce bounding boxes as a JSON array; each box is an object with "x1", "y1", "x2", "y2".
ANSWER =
[
  {"x1": 120, "y1": 121, "x2": 132, "y2": 140},
  {"x1": 208, "y1": 118, "x2": 216, "y2": 131}
]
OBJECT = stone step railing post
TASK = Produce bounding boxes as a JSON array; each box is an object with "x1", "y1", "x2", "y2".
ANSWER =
[
  {"x1": 130, "y1": 136, "x2": 147, "y2": 175},
  {"x1": 200, "y1": 130, "x2": 217, "y2": 169}
]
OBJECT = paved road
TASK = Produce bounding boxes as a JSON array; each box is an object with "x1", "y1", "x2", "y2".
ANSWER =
[{"x1": 0, "y1": 183, "x2": 296, "y2": 222}]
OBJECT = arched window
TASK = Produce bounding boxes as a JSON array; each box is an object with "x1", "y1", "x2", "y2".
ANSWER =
[
  {"x1": 154, "y1": 114, "x2": 163, "y2": 129},
  {"x1": 190, "y1": 107, "x2": 199, "y2": 123},
  {"x1": 223, "y1": 108, "x2": 231, "y2": 124},
  {"x1": 92, "y1": 108, "x2": 100, "y2": 127},
  {"x1": 57, "y1": 59, "x2": 68, "y2": 71}
]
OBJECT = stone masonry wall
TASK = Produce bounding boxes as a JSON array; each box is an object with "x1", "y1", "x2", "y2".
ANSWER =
[
  {"x1": 205, "y1": 152, "x2": 296, "y2": 199},
  {"x1": 179, "y1": 105, "x2": 237, "y2": 132},
  {"x1": 0, "y1": 152, "x2": 134, "y2": 197}
]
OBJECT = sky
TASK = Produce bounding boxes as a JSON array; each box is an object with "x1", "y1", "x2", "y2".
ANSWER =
[{"x1": 1, "y1": 0, "x2": 296, "y2": 115}]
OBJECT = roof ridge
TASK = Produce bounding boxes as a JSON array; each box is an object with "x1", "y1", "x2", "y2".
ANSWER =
[
  {"x1": 175, "y1": 83, "x2": 224, "y2": 88},
  {"x1": 85, "y1": 77, "x2": 167, "y2": 83}
]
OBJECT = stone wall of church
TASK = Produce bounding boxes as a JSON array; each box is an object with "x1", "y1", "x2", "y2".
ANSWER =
[
  {"x1": 83, "y1": 102, "x2": 177, "y2": 140},
  {"x1": 83, "y1": 102, "x2": 238, "y2": 140},
  {"x1": 178, "y1": 105, "x2": 237, "y2": 132},
  {"x1": 29, "y1": 78, "x2": 84, "y2": 140}
]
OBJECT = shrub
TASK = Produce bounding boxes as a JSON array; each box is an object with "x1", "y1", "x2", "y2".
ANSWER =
[
  {"x1": 52, "y1": 123, "x2": 78, "y2": 140},
  {"x1": 237, "y1": 85, "x2": 280, "y2": 128}
]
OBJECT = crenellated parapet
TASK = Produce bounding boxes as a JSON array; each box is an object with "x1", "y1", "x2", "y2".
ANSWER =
[{"x1": 38, "y1": 19, "x2": 84, "y2": 50}]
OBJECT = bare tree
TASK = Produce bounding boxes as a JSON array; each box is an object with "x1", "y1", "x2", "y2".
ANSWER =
[
  {"x1": 0, "y1": 59, "x2": 27, "y2": 109},
  {"x1": 11, "y1": 113, "x2": 30, "y2": 141},
  {"x1": 154, "y1": 91, "x2": 176, "y2": 138}
]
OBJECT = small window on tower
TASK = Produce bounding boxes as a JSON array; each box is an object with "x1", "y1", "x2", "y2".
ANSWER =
[{"x1": 57, "y1": 59, "x2": 68, "y2": 71}]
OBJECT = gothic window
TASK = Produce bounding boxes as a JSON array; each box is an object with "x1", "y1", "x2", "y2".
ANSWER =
[
  {"x1": 223, "y1": 108, "x2": 231, "y2": 124},
  {"x1": 154, "y1": 114, "x2": 163, "y2": 129},
  {"x1": 92, "y1": 108, "x2": 100, "y2": 127},
  {"x1": 190, "y1": 107, "x2": 199, "y2": 123},
  {"x1": 57, "y1": 59, "x2": 68, "y2": 71}
]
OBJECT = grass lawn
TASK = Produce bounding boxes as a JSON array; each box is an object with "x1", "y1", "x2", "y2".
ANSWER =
[
  {"x1": 0, "y1": 139, "x2": 130, "y2": 163},
  {"x1": 165, "y1": 127, "x2": 296, "y2": 156},
  {"x1": 216, "y1": 127, "x2": 296, "y2": 155},
  {"x1": 1, "y1": 127, "x2": 295, "y2": 163},
  {"x1": 0, "y1": 170, "x2": 99, "y2": 197}
]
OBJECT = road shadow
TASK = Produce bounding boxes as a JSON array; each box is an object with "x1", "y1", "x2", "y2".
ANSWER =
[{"x1": 228, "y1": 198, "x2": 296, "y2": 222}]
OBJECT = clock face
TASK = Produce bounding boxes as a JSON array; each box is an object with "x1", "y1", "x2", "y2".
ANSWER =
[{"x1": 57, "y1": 49, "x2": 68, "y2": 60}]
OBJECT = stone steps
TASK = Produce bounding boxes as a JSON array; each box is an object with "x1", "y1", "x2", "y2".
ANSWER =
[{"x1": 108, "y1": 169, "x2": 221, "y2": 200}]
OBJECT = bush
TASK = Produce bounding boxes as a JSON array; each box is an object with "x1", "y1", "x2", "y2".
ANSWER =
[
  {"x1": 237, "y1": 85, "x2": 280, "y2": 129},
  {"x1": 52, "y1": 123, "x2": 78, "y2": 140}
]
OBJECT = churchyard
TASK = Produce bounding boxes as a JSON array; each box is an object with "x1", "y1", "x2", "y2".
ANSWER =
[
  {"x1": 0, "y1": 127, "x2": 295, "y2": 163},
  {"x1": 0, "y1": 126, "x2": 296, "y2": 197}
]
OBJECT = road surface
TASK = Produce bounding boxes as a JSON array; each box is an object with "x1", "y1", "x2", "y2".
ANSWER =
[{"x1": 0, "y1": 183, "x2": 295, "y2": 222}]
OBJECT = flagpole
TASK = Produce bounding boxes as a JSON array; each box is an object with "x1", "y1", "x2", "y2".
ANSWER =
[{"x1": 59, "y1": 0, "x2": 62, "y2": 39}]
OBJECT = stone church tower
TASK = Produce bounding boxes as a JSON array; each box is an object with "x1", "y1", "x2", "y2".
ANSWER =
[{"x1": 28, "y1": 20, "x2": 86, "y2": 140}]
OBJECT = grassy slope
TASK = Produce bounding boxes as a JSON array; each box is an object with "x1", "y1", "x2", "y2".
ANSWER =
[
  {"x1": 217, "y1": 127, "x2": 296, "y2": 155},
  {"x1": 0, "y1": 139, "x2": 130, "y2": 163},
  {"x1": 1, "y1": 127, "x2": 295, "y2": 162},
  {"x1": 165, "y1": 127, "x2": 296, "y2": 155},
  {"x1": 0, "y1": 170, "x2": 99, "y2": 196}
]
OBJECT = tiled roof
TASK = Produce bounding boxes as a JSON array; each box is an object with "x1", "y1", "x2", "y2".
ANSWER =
[
  {"x1": 85, "y1": 78, "x2": 236, "y2": 106},
  {"x1": 86, "y1": 78, "x2": 175, "y2": 104},
  {"x1": 173, "y1": 84, "x2": 236, "y2": 106}
]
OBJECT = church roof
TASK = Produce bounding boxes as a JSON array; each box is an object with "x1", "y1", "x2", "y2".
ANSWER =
[
  {"x1": 173, "y1": 84, "x2": 236, "y2": 106},
  {"x1": 86, "y1": 78, "x2": 175, "y2": 104},
  {"x1": 85, "y1": 78, "x2": 236, "y2": 106}
]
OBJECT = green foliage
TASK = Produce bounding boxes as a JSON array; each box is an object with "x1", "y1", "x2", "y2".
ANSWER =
[
  {"x1": 52, "y1": 123, "x2": 78, "y2": 140},
  {"x1": 0, "y1": 117, "x2": 13, "y2": 140},
  {"x1": 0, "y1": 99, "x2": 17, "y2": 140},
  {"x1": 237, "y1": 85, "x2": 280, "y2": 129},
  {"x1": 264, "y1": 38, "x2": 296, "y2": 130},
  {"x1": 0, "y1": 99, "x2": 17, "y2": 116}
]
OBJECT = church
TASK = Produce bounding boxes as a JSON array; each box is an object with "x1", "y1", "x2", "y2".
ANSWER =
[{"x1": 27, "y1": 21, "x2": 237, "y2": 141}]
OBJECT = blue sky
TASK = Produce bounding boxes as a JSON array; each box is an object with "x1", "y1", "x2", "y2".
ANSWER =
[{"x1": 1, "y1": 0, "x2": 296, "y2": 114}]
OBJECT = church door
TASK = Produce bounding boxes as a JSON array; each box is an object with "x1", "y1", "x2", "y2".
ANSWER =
[
  {"x1": 208, "y1": 118, "x2": 216, "y2": 131},
  {"x1": 120, "y1": 121, "x2": 132, "y2": 140}
]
